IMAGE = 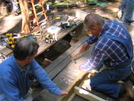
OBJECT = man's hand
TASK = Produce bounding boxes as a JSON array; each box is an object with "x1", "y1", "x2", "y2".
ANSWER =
[
  {"x1": 118, "y1": 10, "x2": 122, "y2": 19},
  {"x1": 59, "y1": 90, "x2": 68, "y2": 96},
  {"x1": 79, "y1": 65, "x2": 86, "y2": 72},
  {"x1": 71, "y1": 42, "x2": 90, "y2": 60}
]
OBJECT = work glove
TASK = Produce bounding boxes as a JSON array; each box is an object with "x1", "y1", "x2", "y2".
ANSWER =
[{"x1": 117, "y1": 10, "x2": 123, "y2": 19}]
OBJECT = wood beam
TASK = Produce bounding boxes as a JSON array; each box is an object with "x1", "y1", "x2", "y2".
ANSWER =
[{"x1": 19, "y1": 0, "x2": 31, "y2": 34}]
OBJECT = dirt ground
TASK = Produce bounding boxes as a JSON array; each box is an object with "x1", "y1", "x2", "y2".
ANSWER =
[{"x1": 0, "y1": 1, "x2": 121, "y2": 35}]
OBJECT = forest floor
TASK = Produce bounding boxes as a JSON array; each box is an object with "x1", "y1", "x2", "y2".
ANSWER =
[{"x1": 0, "y1": 1, "x2": 121, "y2": 35}]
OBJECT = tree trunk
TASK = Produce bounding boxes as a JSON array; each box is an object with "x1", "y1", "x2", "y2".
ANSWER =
[{"x1": 19, "y1": 0, "x2": 30, "y2": 34}]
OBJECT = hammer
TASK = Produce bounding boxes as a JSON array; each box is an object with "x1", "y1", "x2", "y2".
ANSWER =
[
  {"x1": 70, "y1": 55, "x2": 77, "y2": 64},
  {"x1": 70, "y1": 49, "x2": 85, "y2": 64}
]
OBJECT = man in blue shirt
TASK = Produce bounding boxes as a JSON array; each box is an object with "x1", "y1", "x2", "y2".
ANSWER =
[
  {"x1": 79, "y1": 14, "x2": 134, "y2": 100},
  {"x1": 118, "y1": 0, "x2": 134, "y2": 25},
  {"x1": 0, "y1": 38, "x2": 68, "y2": 101}
]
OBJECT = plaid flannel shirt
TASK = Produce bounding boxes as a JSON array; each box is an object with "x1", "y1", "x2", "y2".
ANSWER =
[{"x1": 80, "y1": 20, "x2": 129, "y2": 71}]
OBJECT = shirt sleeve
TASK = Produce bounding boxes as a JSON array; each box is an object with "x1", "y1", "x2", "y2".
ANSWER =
[
  {"x1": 31, "y1": 60, "x2": 61, "y2": 96},
  {"x1": 86, "y1": 35, "x2": 98, "y2": 44},
  {"x1": 80, "y1": 50, "x2": 106, "y2": 71},
  {"x1": 119, "y1": 0, "x2": 127, "y2": 10},
  {"x1": 80, "y1": 39, "x2": 107, "y2": 71}
]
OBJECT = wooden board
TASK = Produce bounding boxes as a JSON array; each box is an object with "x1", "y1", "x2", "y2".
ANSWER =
[
  {"x1": 0, "y1": 23, "x2": 82, "y2": 58},
  {"x1": 33, "y1": 34, "x2": 116, "y2": 101},
  {"x1": 57, "y1": 71, "x2": 116, "y2": 101},
  {"x1": 0, "y1": 47, "x2": 12, "y2": 56},
  {"x1": 33, "y1": 35, "x2": 94, "y2": 101},
  {"x1": 45, "y1": 35, "x2": 88, "y2": 79},
  {"x1": 36, "y1": 23, "x2": 83, "y2": 57},
  {"x1": 56, "y1": 71, "x2": 88, "y2": 101},
  {"x1": 74, "y1": 86, "x2": 105, "y2": 101}
]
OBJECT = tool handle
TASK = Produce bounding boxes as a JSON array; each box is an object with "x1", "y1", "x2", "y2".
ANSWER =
[
  {"x1": 72, "y1": 42, "x2": 90, "y2": 59},
  {"x1": 72, "y1": 49, "x2": 85, "y2": 60}
]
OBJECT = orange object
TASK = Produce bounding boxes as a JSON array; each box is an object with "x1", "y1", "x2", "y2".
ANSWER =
[
  {"x1": 33, "y1": 26, "x2": 39, "y2": 30},
  {"x1": 29, "y1": 0, "x2": 48, "y2": 29},
  {"x1": 1, "y1": 2, "x2": 5, "y2": 6}
]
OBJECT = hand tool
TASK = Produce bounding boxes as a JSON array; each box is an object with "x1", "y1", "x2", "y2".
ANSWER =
[
  {"x1": 70, "y1": 49, "x2": 85, "y2": 64},
  {"x1": 70, "y1": 55, "x2": 77, "y2": 64}
]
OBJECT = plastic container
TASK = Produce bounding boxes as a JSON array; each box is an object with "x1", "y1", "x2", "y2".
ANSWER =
[
  {"x1": 87, "y1": 0, "x2": 98, "y2": 5},
  {"x1": 97, "y1": 2, "x2": 108, "y2": 6}
]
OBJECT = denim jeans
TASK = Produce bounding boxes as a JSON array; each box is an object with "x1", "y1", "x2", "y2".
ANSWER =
[
  {"x1": 91, "y1": 62, "x2": 132, "y2": 98},
  {"x1": 122, "y1": 16, "x2": 134, "y2": 26}
]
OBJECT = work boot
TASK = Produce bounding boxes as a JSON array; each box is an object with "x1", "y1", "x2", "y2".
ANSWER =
[
  {"x1": 126, "y1": 73, "x2": 134, "y2": 85},
  {"x1": 118, "y1": 80, "x2": 134, "y2": 101}
]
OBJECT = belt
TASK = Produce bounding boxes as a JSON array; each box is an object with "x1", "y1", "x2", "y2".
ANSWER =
[
  {"x1": 105, "y1": 59, "x2": 132, "y2": 69},
  {"x1": 129, "y1": 20, "x2": 134, "y2": 23},
  {"x1": 106, "y1": 63, "x2": 131, "y2": 69}
]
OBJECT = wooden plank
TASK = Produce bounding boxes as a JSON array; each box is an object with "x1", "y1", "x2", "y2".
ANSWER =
[
  {"x1": 57, "y1": 69, "x2": 116, "y2": 101},
  {"x1": 45, "y1": 35, "x2": 88, "y2": 77},
  {"x1": 19, "y1": 0, "x2": 31, "y2": 33},
  {"x1": 46, "y1": 48, "x2": 93, "y2": 101},
  {"x1": 0, "y1": 47, "x2": 13, "y2": 56},
  {"x1": 36, "y1": 23, "x2": 82, "y2": 57},
  {"x1": 74, "y1": 86, "x2": 106, "y2": 101},
  {"x1": 33, "y1": 36, "x2": 91, "y2": 101},
  {"x1": 71, "y1": 95, "x2": 88, "y2": 101},
  {"x1": 57, "y1": 71, "x2": 106, "y2": 101},
  {"x1": 67, "y1": 93, "x2": 76, "y2": 101},
  {"x1": 33, "y1": 61, "x2": 86, "y2": 101},
  {"x1": 57, "y1": 71, "x2": 88, "y2": 101},
  {"x1": 0, "y1": 23, "x2": 82, "y2": 57},
  {"x1": 56, "y1": 70, "x2": 97, "y2": 101},
  {"x1": 35, "y1": 39, "x2": 56, "y2": 57}
]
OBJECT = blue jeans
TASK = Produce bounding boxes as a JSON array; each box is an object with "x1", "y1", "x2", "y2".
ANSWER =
[
  {"x1": 91, "y1": 62, "x2": 132, "y2": 98},
  {"x1": 122, "y1": 16, "x2": 134, "y2": 26}
]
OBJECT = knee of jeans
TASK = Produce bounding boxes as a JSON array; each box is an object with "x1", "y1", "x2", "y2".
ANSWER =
[{"x1": 90, "y1": 80, "x2": 99, "y2": 88}]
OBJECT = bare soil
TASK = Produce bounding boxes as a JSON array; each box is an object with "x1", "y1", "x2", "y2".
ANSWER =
[{"x1": 0, "y1": 1, "x2": 120, "y2": 35}]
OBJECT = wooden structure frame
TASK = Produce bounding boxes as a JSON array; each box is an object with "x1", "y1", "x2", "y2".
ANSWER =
[
  {"x1": 57, "y1": 71, "x2": 106, "y2": 101},
  {"x1": 19, "y1": 0, "x2": 31, "y2": 34},
  {"x1": 19, "y1": 0, "x2": 48, "y2": 34},
  {"x1": 33, "y1": 34, "x2": 116, "y2": 101}
]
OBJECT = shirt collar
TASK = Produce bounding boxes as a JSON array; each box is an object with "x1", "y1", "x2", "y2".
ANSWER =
[
  {"x1": 99, "y1": 19, "x2": 112, "y2": 37},
  {"x1": 12, "y1": 55, "x2": 30, "y2": 72}
]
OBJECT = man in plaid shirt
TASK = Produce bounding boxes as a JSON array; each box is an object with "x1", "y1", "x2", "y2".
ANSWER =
[{"x1": 80, "y1": 14, "x2": 134, "y2": 100}]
